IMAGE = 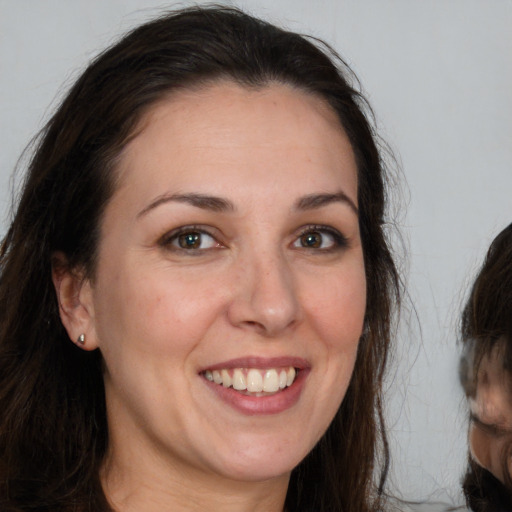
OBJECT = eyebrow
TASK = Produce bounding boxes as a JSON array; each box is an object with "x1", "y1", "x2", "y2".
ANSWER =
[
  {"x1": 137, "y1": 193, "x2": 235, "y2": 218},
  {"x1": 137, "y1": 190, "x2": 358, "y2": 219},
  {"x1": 294, "y1": 192, "x2": 358, "y2": 215}
]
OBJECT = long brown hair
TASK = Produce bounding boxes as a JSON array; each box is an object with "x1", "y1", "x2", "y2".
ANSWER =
[
  {"x1": 459, "y1": 223, "x2": 512, "y2": 511},
  {"x1": 0, "y1": 6, "x2": 400, "y2": 511}
]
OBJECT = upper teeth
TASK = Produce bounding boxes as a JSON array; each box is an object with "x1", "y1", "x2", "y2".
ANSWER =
[{"x1": 204, "y1": 367, "x2": 296, "y2": 393}]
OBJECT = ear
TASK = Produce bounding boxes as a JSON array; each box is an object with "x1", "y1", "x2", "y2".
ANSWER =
[{"x1": 51, "y1": 252, "x2": 99, "y2": 351}]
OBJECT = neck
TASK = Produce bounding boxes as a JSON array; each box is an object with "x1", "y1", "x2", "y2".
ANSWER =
[{"x1": 101, "y1": 447, "x2": 290, "y2": 512}]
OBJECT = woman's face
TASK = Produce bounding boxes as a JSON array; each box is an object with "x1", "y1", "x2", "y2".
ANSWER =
[
  {"x1": 80, "y1": 82, "x2": 366, "y2": 484},
  {"x1": 469, "y1": 340, "x2": 512, "y2": 486}
]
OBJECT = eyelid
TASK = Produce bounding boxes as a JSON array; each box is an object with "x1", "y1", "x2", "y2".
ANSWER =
[
  {"x1": 293, "y1": 224, "x2": 348, "y2": 250},
  {"x1": 471, "y1": 413, "x2": 512, "y2": 438},
  {"x1": 158, "y1": 225, "x2": 225, "y2": 252},
  {"x1": 157, "y1": 223, "x2": 349, "y2": 253}
]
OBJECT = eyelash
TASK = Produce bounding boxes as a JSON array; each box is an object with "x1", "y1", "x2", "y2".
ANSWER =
[
  {"x1": 294, "y1": 225, "x2": 348, "y2": 252},
  {"x1": 158, "y1": 225, "x2": 222, "y2": 254},
  {"x1": 471, "y1": 414, "x2": 510, "y2": 438},
  {"x1": 158, "y1": 224, "x2": 348, "y2": 254}
]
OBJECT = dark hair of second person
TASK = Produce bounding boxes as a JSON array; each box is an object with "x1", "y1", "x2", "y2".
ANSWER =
[{"x1": 459, "y1": 223, "x2": 512, "y2": 511}]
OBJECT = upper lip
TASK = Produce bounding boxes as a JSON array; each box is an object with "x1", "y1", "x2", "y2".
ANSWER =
[{"x1": 199, "y1": 356, "x2": 309, "y2": 372}]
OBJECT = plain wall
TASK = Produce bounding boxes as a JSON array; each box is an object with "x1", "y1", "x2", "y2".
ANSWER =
[{"x1": 1, "y1": 0, "x2": 511, "y2": 504}]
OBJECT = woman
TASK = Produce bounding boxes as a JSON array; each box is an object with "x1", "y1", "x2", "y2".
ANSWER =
[
  {"x1": 0, "y1": 6, "x2": 400, "y2": 512},
  {"x1": 459, "y1": 223, "x2": 512, "y2": 511}
]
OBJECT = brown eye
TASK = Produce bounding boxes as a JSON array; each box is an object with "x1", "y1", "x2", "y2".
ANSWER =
[
  {"x1": 292, "y1": 226, "x2": 348, "y2": 251},
  {"x1": 161, "y1": 229, "x2": 219, "y2": 252},
  {"x1": 178, "y1": 232, "x2": 202, "y2": 249},
  {"x1": 300, "y1": 232, "x2": 322, "y2": 248}
]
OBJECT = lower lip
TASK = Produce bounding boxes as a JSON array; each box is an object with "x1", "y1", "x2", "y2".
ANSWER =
[{"x1": 202, "y1": 369, "x2": 308, "y2": 416}]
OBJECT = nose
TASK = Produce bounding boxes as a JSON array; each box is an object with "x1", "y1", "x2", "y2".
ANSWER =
[
  {"x1": 469, "y1": 423, "x2": 491, "y2": 471},
  {"x1": 227, "y1": 250, "x2": 301, "y2": 337}
]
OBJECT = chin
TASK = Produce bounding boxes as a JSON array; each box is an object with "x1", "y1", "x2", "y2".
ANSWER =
[
  {"x1": 217, "y1": 458, "x2": 297, "y2": 483},
  {"x1": 208, "y1": 435, "x2": 311, "y2": 483}
]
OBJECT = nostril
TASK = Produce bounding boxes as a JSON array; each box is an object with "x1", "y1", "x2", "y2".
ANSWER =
[{"x1": 240, "y1": 320, "x2": 267, "y2": 333}]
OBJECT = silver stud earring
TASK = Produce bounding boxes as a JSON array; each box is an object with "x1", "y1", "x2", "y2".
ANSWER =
[{"x1": 77, "y1": 333, "x2": 85, "y2": 345}]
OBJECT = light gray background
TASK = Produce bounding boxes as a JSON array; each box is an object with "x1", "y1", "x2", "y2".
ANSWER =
[{"x1": 1, "y1": 0, "x2": 511, "y2": 505}]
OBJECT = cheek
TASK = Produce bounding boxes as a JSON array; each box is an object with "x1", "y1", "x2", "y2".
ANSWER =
[
  {"x1": 303, "y1": 263, "x2": 366, "y2": 351},
  {"x1": 149, "y1": 271, "x2": 230, "y2": 330},
  {"x1": 469, "y1": 425, "x2": 492, "y2": 472},
  {"x1": 300, "y1": 268, "x2": 365, "y2": 441},
  {"x1": 470, "y1": 427, "x2": 512, "y2": 485},
  {"x1": 94, "y1": 263, "x2": 228, "y2": 357},
  {"x1": 301, "y1": 262, "x2": 366, "y2": 413}
]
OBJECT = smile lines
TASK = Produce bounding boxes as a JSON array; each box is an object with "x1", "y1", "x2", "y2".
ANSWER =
[{"x1": 203, "y1": 367, "x2": 296, "y2": 394}]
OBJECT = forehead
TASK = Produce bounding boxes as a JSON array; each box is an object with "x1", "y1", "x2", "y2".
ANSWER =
[
  {"x1": 113, "y1": 80, "x2": 358, "y2": 205},
  {"x1": 139, "y1": 80, "x2": 344, "y2": 137},
  {"x1": 472, "y1": 340, "x2": 512, "y2": 394}
]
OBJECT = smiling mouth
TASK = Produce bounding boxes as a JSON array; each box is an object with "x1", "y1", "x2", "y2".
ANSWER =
[{"x1": 202, "y1": 367, "x2": 297, "y2": 395}]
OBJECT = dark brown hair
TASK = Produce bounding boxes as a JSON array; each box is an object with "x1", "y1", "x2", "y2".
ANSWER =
[
  {"x1": 459, "y1": 223, "x2": 512, "y2": 510},
  {"x1": 0, "y1": 6, "x2": 400, "y2": 511}
]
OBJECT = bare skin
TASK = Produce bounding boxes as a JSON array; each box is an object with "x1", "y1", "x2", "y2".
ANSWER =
[
  {"x1": 470, "y1": 339, "x2": 512, "y2": 486},
  {"x1": 54, "y1": 81, "x2": 366, "y2": 511}
]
